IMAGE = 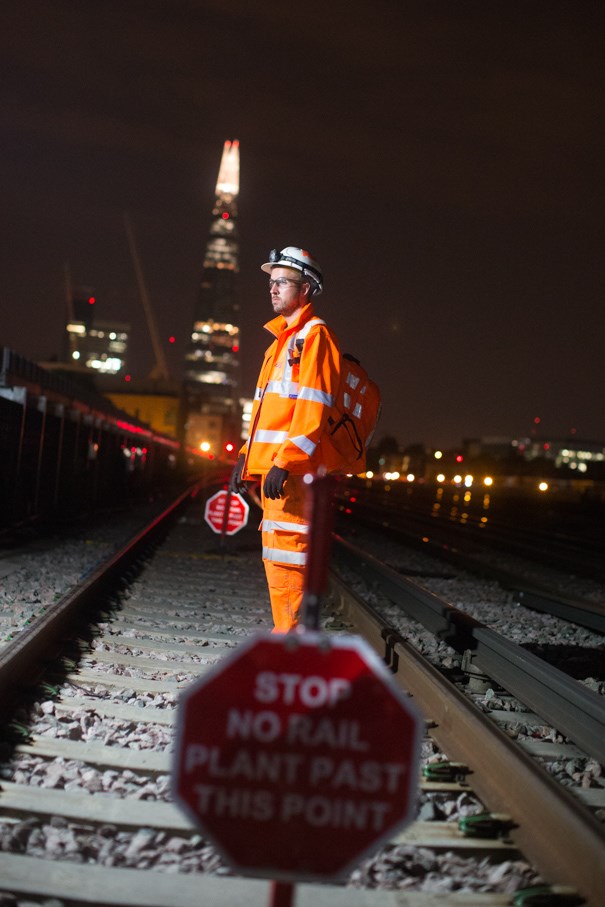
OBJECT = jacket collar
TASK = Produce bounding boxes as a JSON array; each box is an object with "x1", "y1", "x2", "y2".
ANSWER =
[{"x1": 264, "y1": 302, "x2": 316, "y2": 339}]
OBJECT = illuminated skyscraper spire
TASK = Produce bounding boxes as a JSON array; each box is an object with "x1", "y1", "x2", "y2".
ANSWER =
[
  {"x1": 200, "y1": 139, "x2": 240, "y2": 283},
  {"x1": 216, "y1": 138, "x2": 240, "y2": 196},
  {"x1": 184, "y1": 140, "x2": 241, "y2": 452}
]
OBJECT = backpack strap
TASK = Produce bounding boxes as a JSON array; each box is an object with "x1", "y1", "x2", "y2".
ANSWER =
[
  {"x1": 296, "y1": 317, "x2": 326, "y2": 340},
  {"x1": 288, "y1": 317, "x2": 326, "y2": 365}
]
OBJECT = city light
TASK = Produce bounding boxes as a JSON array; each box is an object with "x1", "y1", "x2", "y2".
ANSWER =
[
  {"x1": 483, "y1": 476, "x2": 493, "y2": 486},
  {"x1": 538, "y1": 481, "x2": 549, "y2": 492},
  {"x1": 200, "y1": 441, "x2": 211, "y2": 453},
  {"x1": 434, "y1": 450, "x2": 443, "y2": 459}
]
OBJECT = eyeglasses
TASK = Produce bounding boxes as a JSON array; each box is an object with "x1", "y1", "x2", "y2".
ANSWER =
[{"x1": 269, "y1": 277, "x2": 304, "y2": 289}]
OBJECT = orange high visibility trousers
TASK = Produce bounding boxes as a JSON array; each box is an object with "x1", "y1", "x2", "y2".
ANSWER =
[{"x1": 260, "y1": 475, "x2": 309, "y2": 632}]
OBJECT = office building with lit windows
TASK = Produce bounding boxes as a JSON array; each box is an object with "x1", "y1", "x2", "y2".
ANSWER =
[
  {"x1": 184, "y1": 140, "x2": 241, "y2": 453},
  {"x1": 65, "y1": 290, "x2": 130, "y2": 376},
  {"x1": 66, "y1": 322, "x2": 130, "y2": 375},
  {"x1": 512, "y1": 437, "x2": 605, "y2": 473}
]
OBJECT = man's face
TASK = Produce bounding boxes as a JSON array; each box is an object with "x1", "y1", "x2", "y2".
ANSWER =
[{"x1": 269, "y1": 266, "x2": 309, "y2": 320}]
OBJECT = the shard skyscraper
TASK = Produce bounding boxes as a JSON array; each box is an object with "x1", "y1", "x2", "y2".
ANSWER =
[{"x1": 183, "y1": 140, "x2": 241, "y2": 453}]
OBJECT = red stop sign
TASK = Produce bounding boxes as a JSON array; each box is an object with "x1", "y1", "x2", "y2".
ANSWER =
[
  {"x1": 204, "y1": 490, "x2": 249, "y2": 535},
  {"x1": 172, "y1": 633, "x2": 422, "y2": 882}
]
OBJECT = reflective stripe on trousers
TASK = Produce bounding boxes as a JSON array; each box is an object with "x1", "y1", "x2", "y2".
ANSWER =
[{"x1": 260, "y1": 474, "x2": 308, "y2": 632}]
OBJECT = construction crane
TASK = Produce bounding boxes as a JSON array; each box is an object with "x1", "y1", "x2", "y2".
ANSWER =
[{"x1": 124, "y1": 211, "x2": 170, "y2": 381}]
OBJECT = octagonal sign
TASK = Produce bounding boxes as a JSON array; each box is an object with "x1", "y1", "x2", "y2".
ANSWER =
[
  {"x1": 172, "y1": 632, "x2": 422, "y2": 882},
  {"x1": 204, "y1": 490, "x2": 249, "y2": 535}
]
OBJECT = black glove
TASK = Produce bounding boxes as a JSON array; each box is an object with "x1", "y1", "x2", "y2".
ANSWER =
[
  {"x1": 263, "y1": 465, "x2": 289, "y2": 500},
  {"x1": 229, "y1": 454, "x2": 247, "y2": 495}
]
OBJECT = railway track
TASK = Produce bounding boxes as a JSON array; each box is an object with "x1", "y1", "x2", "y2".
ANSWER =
[
  {"x1": 336, "y1": 482, "x2": 605, "y2": 634},
  {"x1": 0, "y1": 483, "x2": 603, "y2": 905}
]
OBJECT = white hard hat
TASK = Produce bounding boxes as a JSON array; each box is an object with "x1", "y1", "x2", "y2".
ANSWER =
[{"x1": 261, "y1": 246, "x2": 323, "y2": 295}]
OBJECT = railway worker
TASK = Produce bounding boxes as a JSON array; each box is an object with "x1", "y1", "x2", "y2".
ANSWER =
[{"x1": 229, "y1": 246, "x2": 342, "y2": 633}]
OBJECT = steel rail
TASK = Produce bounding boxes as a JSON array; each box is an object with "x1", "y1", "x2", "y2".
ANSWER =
[
  {"x1": 343, "y1": 486, "x2": 605, "y2": 567},
  {"x1": 514, "y1": 585, "x2": 605, "y2": 633},
  {"x1": 336, "y1": 504, "x2": 605, "y2": 634},
  {"x1": 328, "y1": 568, "x2": 605, "y2": 907},
  {"x1": 0, "y1": 490, "x2": 598, "y2": 905},
  {"x1": 333, "y1": 535, "x2": 605, "y2": 764},
  {"x1": 0, "y1": 482, "x2": 200, "y2": 721}
]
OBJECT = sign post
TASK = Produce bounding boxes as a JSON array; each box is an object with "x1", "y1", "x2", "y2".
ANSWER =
[
  {"x1": 176, "y1": 473, "x2": 422, "y2": 902},
  {"x1": 172, "y1": 632, "x2": 422, "y2": 883},
  {"x1": 301, "y1": 471, "x2": 336, "y2": 631}
]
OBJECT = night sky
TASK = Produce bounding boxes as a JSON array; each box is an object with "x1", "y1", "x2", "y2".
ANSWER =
[{"x1": 1, "y1": 1, "x2": 603, "y2": 449}]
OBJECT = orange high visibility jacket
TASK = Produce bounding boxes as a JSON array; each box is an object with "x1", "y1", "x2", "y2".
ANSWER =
[{"x1": 241, "y1": 303, "x2": 342, "y2": 477}]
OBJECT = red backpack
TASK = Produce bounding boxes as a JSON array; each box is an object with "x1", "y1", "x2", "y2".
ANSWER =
[
  {"x1": 294, "y1": 318, "x2": 382, "y2": 475},
  {"x1": 326, "y1": 353, "x2": 382, "y2": 474}
]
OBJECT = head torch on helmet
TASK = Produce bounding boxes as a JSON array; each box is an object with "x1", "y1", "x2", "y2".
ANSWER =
[{"x1": 261, "y1": 246, "x2": 323, "y2": 295}]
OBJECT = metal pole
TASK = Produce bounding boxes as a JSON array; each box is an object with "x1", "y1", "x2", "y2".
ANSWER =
[
  {"x1": 124, "y1": 211, "x2": 170, "y2": 381},
  {"x1": 269, "y1": 880, "x2": 295, "y2": 907},
  {"x1": 301, "y1": 471, "x2": 337, "y2": 632},
  {"x1": 63, "y1": 262, "x2": 74, "y2": 364},
  {"x1": 53, "y1": 403, "x2": 65, "y2": 511},
  {"x1": 219, "y1": 487, "x2": 232, "y2": 551},
  {"x1": 8, "y1": 383, "x2": 27, "y2": 525},
  {"x1": 264, "y1": 475, "x2": 335, "y2": 902},
  {"x1": 33, "y1": 396, "x2": 47, "y2": 518}
]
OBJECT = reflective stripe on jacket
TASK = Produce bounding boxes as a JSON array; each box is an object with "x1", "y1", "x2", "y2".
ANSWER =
[{"x1": 241, "y1": 303, "x2": 341, "y2": 477}]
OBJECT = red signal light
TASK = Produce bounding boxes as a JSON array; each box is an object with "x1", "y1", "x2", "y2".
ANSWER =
[
  {"x1": 88, "y1": 296, "x2": 96, "y2": 305},
  {"x1": 222, "y1": 212, "x2": 230, "y2": 220},
  {"x1": 455, "y1": 455, "x2": 463, "y2": 462},
  {"x1": 224, "y1": 442, "x2": 235, "y2": 453},
  {"x1": 169, "y1": 335, "x2": 176, "y2": 344}
]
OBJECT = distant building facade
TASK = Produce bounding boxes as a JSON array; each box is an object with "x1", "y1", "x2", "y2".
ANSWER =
[
  {"x1": 65, "y1": 289, "x2": 130, "y2": 376},
  {"x1": 464, "y1": 435, "x2": 605, "y2": 475},
  {"x1": 511, "y1": 437, "x2": 605, "y2": 474},
  {"x1": 103, "y1": 381, "x2": 180, "y2": 440}
]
